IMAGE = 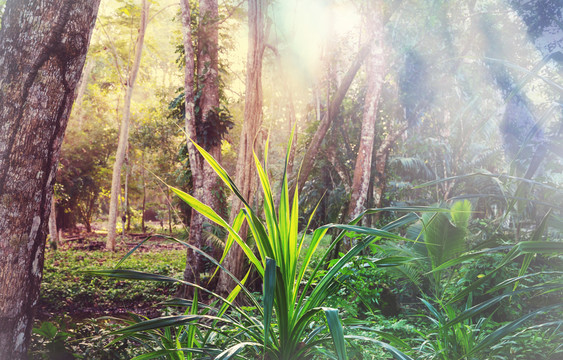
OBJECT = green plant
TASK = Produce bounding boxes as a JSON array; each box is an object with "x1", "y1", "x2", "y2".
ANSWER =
[
  {"x1": 324, "y1": 255, "x2": 400, "y2": 319},
  {"x1": 380, "y1": 200, "x2": 472, "y2": 300},
  {"x1": 29, "y1": 317, "x2": 134, "y2": 360},
  {"x1": 404, "y1": 211, "x2": 563, "y2": 359},
  {"x1": 92, "y1": 136, "x2": 419, "y2": 359},
  {"x1": 29, "y1": 321, "x2": 74, "y2": 359}
]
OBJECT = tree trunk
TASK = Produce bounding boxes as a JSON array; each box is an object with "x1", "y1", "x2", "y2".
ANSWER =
[
  {"x1": 168, "y1": 187, "x2": 172, "y2": 234},
  {"x1": 216, "y1": 0, "x2": 266, "y2": 295},
  {"x1": 48, "y1": 197, "x2": 59, "y2": 247},
  {"x1": 372, "y1": 126, "x2": 407, "y2": 222},
  {"x1": 181, "y1": 0, "x2": 223, "y2": 296},
  {"x1": 180, "y1": 0, "x2": 205, "y2": 298},
  {"x1": 197, "y1": 0, "x2": 222, "y2": 202},
  {"x1": 107, "y1": 0, "x2": 150, "y2": 251},
  {"x1": 73, "y1": 58, "x2": 94, "y2": 130},
  {"x1": 124, "y1": 154, "x2": 131, "y2": 232},
  {"x1": 0, "y1": 1, "x2": 100, "y2": 357},
  {"x1": 292, "y1": 41, "x2": 372, "y2": 198},
  {"x1": 141, "y1": 152, "x2": 146, "y2": 233},
  {"x1": 346, "y1": 9, "x2": 387, "y2": 223}
]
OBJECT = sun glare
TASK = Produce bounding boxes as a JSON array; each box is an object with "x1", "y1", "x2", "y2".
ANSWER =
[{"x1": 275, "y1": 0, "x2": 361, "y2": 82}]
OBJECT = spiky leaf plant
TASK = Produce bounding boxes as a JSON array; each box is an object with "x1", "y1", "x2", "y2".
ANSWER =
[{"x1": 92, "y1": 135, "x2": 416, "y2": 360}]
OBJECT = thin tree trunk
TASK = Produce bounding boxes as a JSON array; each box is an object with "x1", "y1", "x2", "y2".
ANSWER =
[
  {"x1": 0, "y1": 1, "x2": 100, "y2": 357},
  {"x1": 107, "y1": 0, "x2": 150, "y2": 251},
  {"x1": 326, "y1": 145, "x2": 351, "y2": 194},
  {"x1": 48, "y1": 197, "x2": 59, "y2": 247},
  {"x1": 141, "y1": 152, "x2": 146, "y2": 233},
  {"x1": 217, "y1": 0, "x2": 266, "y2": 295},
  {"x1": 168, "y1": 187, "x2": 172, "y2": 234},
  {"x1": 73, "y1": 59, "x2": 94, "y2": 130},
  {"x1": 124, "y1": 154, "x2": 131, "y2": 232}
]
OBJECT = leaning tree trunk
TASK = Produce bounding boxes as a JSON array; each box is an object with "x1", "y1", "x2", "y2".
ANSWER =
[
  {"x1": 292, "y1": 41, "x2": 371, "y2": 199},
  {"x1": 107, "y1": 0, "x2": 150, "y2": 251},
  {"x1": 346, "y1": 2, "x2": 387, "y2": 239},
  {"x1": 0, "y1": 1, "x2": 100, "y2": 358},
  {"x1": 216, "y1": 0, "x2": 266, "y2": 295},
  {"x1": 73, "y1": 58, "x2": 94, "y2": 130}
]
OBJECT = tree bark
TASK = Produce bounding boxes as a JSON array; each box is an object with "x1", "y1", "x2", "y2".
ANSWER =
[
  {"x1": 216, "y1": 0, "x2": 266, "y2": 295},
  {"x1": 107, "y1": 0, "x2": 150, "y2": 251},
  {"x1": 197, "y1": 0, "x2": 221, "y2": 159},
  {"x1": 198, "y1": 0, "x2": 223, "y2": 215},
  {"x1": 0, "y1": 1, "x2": 100, "y2": 357},
  {"x1": 180, "y1": 0, "x2": 205, "y2": 297},
  {"x1": 181, "y1": 0, "x2": 223, "y2": 297}
]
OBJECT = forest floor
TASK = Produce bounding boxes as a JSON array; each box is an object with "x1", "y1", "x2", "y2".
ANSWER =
[{"x1": 38, "y1": 226, "x2": 187, "y2": 322}]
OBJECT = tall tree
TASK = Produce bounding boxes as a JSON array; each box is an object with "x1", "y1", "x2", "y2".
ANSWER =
[
  {"x1": 180, "y1": 0, "x2": 203, "y2": 295},
  {"x1": 0, "y1": 0, "x2": 100, "y2": 357},
  {"x1": 180, "y1": 0, "x2": 226, "y2": 296},
  {"x1": 345, "y1": 1, "x2": 388, "y2": 246},
  {"x1": 106, "y1": 0, "x2": 150, "y2": 251},
  {"x1": 346, "y1": 27, "x2": 386, "y2": 220},
  {"x1": 216, "y1": 0, "x2": 266, "y2": 294}
]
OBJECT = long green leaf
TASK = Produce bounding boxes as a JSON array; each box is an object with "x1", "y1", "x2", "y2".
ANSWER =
[
  {"x1": 170, "y1": 186, "x2": 263, "y2": 275},
  {"x1": 115, "y1": 235, "x2": 154, "y2": 269},
  {"x1": 131, "y1": 348, "x2": 210, "y2": 360},
  {"x1": 514, "y1": 210, "x2": 551, "y2": 291},
  {"x1": 152, "y1": 235, "x2": 262, "y2": 312},
  {"x1": 444, "y1": 284, "x2": 563, "y2": 330},
  {"x1": 447, "y1": 245, "x2": 522, "y2": 303},
  {"x1": 413, "y1": 172, "x2": 562, "y2": 192},
  {"x1": 517, "y1": 241, "x2": 563, "y2": 254},
  {"x1": 324, "y1": 308, "x2": 347, "y2": 360},
  {"x1": 217, "y1": 270, "x2": 251, "y2": 318},
  {"x1": 214, "y1": 342, "x2": 262, "y2": 360},
  {"x1": 468, "y1": 304, "x2": 562, "y2": 357},
  {"x1": 318, "y1": 224, "x2": 412, "y2": 242},
  {"x1": 187, "y1": 138, "x2": 249, "y2": 207},
  {"x1": 88, "y1": 269, "x2": 261, "y2": 327},
  {"x1": 110, "y1": 315, "x2": 229, "y2": 334},
  {"x1": 263, "y1": 258, "x2": 276, "y2": 349},
  {"x1": 487, "y1": 271, "x2": 563, "y2": 294}
]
